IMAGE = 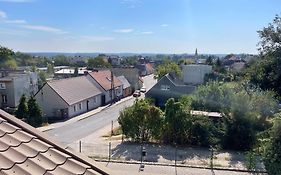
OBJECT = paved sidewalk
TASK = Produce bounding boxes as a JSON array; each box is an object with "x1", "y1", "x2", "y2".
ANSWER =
[{"x1": 38, "y1": 95, "x2": 134, "y2": 132}]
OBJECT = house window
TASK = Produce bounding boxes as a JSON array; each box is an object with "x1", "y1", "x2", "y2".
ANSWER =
[
  {"x1": 93, "y1": 96, "x2": 96, "y2": 103},
  {"x1": 161, "y1": 85, "x2": 170, "y2": 91},
  {"x1": 73, "y1": 105, "x2": 76, "y2": 112},
  {"x1": 79, "y1": 103, "x2": 82, "y2": 110},
  {"x1": 2, "y1": 94, "x2": 7, "y2": 104}
]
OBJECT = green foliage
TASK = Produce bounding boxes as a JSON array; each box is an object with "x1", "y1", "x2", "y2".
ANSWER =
[
  {"x1": 263, "y1": 117, "x2": 281, "y2": 175},
  {"x1": 87, "y1": 56, "x2": 111, "y2": 69},
  {"x1": 155, "y1": 59, "x2": 181, "y2": 80},
  {"x1": 46, "y1": 63, "x2": 54, "y2": 74},
  {"x1": 163, "y1": 98, "x2": 188, "y2": 144},
  {"x1": 15, "y1": 95, "x2": 28, "y2": 119},
  {"x1": 192, "y1": 81, "x2": 234, "y2": 112},
  {"x1": 192, "y1": 81, "x2": 279, "y2": 150},
  {"x1": 27, "y1": 97, "x2": 43, "y2": 127},
  {"x1": 245, "y1": 15, "x2": 281, "y2": 98},
  {"x1": 118, "y1": 99, "x2": 163, "y2": 142},
  {"x1": 38, "y1": 71, "x2": 47, "y2": 88},
  {"x1": 54, "y1": 55, "x2": 70, "y2": 66},
  {"x1": 163, "y1": 98, "x2": 221, "y2": 147},
  {"x1": 3, "y1": 59, "x2": 17, "y2": 69}
]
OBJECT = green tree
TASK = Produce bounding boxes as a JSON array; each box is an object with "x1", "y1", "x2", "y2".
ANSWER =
[
  {"x1": 163, "y1": 98, "x2": 188, "y2": 144},
  {"x1": 15, "y1": 94, "x2": 28, "y2": 120},
  {"x1": 27, "y1": 97, "x2": 43, "y2": 127},
  {"x1": 263, "y1": 116, "x2": 281, "y2": 175},
  {"x1": 54, "y1": 55, "x2": 70, "y2": 66},
  {"x1": 87, "y1": 56, "x2": 111, "y2": 69},
  {"x1": 0, "y1": 46, "x2": 17, "y2": 69},
  {"x1": 118, "y1": 99, "x2": 163, "y2": 142},
  {"x1": 155, "y1": 59, "x2": 181, "y2": 80},
  {"x1": 245, "y1": 15, "x2": 281, "y2": 98},
  {"x1": 206, "y1": 56, "x2": 213, "y2": 65},
  {"x1": 3, "y1": 59, "x2": 17, "y2": 69},
  {"x1": 38, "y1": 71, "x2": 47, "y2": 88},
  {"x1": 46, "y1": 63, "x2": 54, "y2": 75}
]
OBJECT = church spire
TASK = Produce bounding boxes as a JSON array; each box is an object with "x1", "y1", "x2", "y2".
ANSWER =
[{"x1": 195, "y1": 48, "x2": 198, "y2": 56}]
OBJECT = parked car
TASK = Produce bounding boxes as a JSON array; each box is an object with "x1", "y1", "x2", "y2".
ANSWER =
[
  {"x1": 133, "y1": 90, "x2": 141, "y2": 97},
  {"x1": 140, "y1": 87, "x2": 146, "y2": 93}
]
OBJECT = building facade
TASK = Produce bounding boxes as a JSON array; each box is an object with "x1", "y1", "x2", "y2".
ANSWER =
[
  {"x1": 0, "y1": 72, "x2": 38, "y2": 109},
  {"x1": 146, "y1": 73, "x2": 196, "y2": 107},
  {"x1": 35, "y1": 76, "x2": 102, "y2": 119}
]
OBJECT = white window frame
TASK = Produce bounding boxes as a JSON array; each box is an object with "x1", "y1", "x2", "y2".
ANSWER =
[{"x1": 161, "y1": 85, "x2": 170, "y2": 91}]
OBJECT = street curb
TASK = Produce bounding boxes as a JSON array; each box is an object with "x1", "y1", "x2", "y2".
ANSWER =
[{"x1": 94, "y1": 158, "x2": 267, "y2": 174}]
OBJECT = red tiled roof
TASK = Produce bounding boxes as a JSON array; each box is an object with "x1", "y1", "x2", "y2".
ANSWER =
[
  {"x1": 0, "y1": 110, "x2": 112, "y2": 175},
  {"x1": 88, "y1": 70, "x2": 122, "y2": 91}
]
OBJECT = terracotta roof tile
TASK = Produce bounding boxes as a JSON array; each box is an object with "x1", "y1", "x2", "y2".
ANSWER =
[
  {"x1": 0, "y1": 111, "x2": 112, "y2": 175},
  {"x1": 89, "y1": 70, "x2": 122, "y2": 91}
]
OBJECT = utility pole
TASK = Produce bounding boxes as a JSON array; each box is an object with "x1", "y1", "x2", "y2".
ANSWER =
[{"x1": 110, "y1": 70, "x2": 115, "y2": 104}]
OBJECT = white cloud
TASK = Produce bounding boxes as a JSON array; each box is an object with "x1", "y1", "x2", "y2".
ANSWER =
[
  {"x1": 160, "y1": 24, "x2": 168, "y2": 27},
  {"x1": 114, "y1": 28, "x2": 134, "y2": 33},
  {"x1": 21, "y1": 25, "x2": 66, "y2": 33},
  {"x1": 80, "y1": 35, "x2": 115, "y2": 41},
  {"x1": 0, "y1": 0, "x2": 34, "y2": 3},
  {"x1": 141, "y1": 31, "x2": 154, "y2": 35},
  {"x1": 4, "y1": 19, "x2": 26, "y2": 24},
  {"x1": 0, "y1": 10, "x2": 7, "y2": 18}
]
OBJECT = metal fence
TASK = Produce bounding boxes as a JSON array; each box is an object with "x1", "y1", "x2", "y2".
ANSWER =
[{"x1": 62, "y1": 141, "x2": 267, "y2": 173}]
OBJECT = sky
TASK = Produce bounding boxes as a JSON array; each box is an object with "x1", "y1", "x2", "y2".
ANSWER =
[{"x1": 0, "y1": 0, "x2": 280, "y2": 54}]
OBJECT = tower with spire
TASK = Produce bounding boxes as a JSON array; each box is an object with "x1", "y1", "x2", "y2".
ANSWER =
[{"x1": 195, "y1": 48, "x2": 199, "y2": 64}]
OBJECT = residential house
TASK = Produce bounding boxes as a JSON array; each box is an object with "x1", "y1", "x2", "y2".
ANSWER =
[
  {"x1": 146, "y1": 73, "x2": 196, "y2": 107},
  {"x1": 0, "y1": 110, "x2": 112, "y2": 175},
  {"x1": 135, "y1": 63, "x2": 154, "y2": 76},
  {"x1": 182, "y1": 64, "x2": 212, "y2": 85},
  {"x1": 117, "y1": 76, "x2": 131, "y2": 97},
  {"x1": 35, "y1": 76, "x2": 102, "y2": 119},
  {"x1": 112, "y1": 67, "x2": 142, "y2": 91},
  {"x1": 86, "y1": 70, "x2": 123, "y2": 105},
  {"x1": 108, "y1": 55, "x2": 121, "y2": 67},
  {"x1": 54, "y1": 68, "x2": 90, "y2": 79},
  {"x1": 0, "y1": 71, "x2": 38, "y2": 109}
]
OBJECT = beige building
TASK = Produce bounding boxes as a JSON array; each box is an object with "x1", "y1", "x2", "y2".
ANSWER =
[
  {"x1": 182, "y1": 64, "x2": 212, "y2": 85},
  {"x1": 35, "y1": 76, "x2": 102, "y2": 119}
]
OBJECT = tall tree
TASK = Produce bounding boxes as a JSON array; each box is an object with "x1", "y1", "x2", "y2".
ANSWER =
[
  {"x1": 155, "y1": 59, "x2": 181, "y2": 80},
  {"x1": 27, "y1": 97, "x2": 43, "y2": 127},
  {"x1": 87, "y1": 56, "x2": 111, "y2": 69},
  {"x1": 246, "y1": 15, "x2": 281, "y2": 98},
  {"x1": 15, "y1": 94, "x2": 28, "y2": 120},
  {"x1": 118, "y1": 99, "x2": 163, "y2": 142}
]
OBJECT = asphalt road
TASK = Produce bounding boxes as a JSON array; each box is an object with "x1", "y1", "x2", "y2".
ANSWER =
[{"x1": 45, "y1": 74, "x2": 157, "y2": 144}]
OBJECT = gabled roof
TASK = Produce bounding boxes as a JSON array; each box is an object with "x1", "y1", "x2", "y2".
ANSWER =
[
  {"x1": 117, "y1": 76, "x2": 130, "y2": 89},
  {"x1": 88, "y1": 70, "x2": 122, "y2": 91},
  {"x1": 46, "y1": 76, "x2": 102, "y2": 106},
  {"x1": 0, "y1": 110, "x2": 112, "y2": 175}
]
